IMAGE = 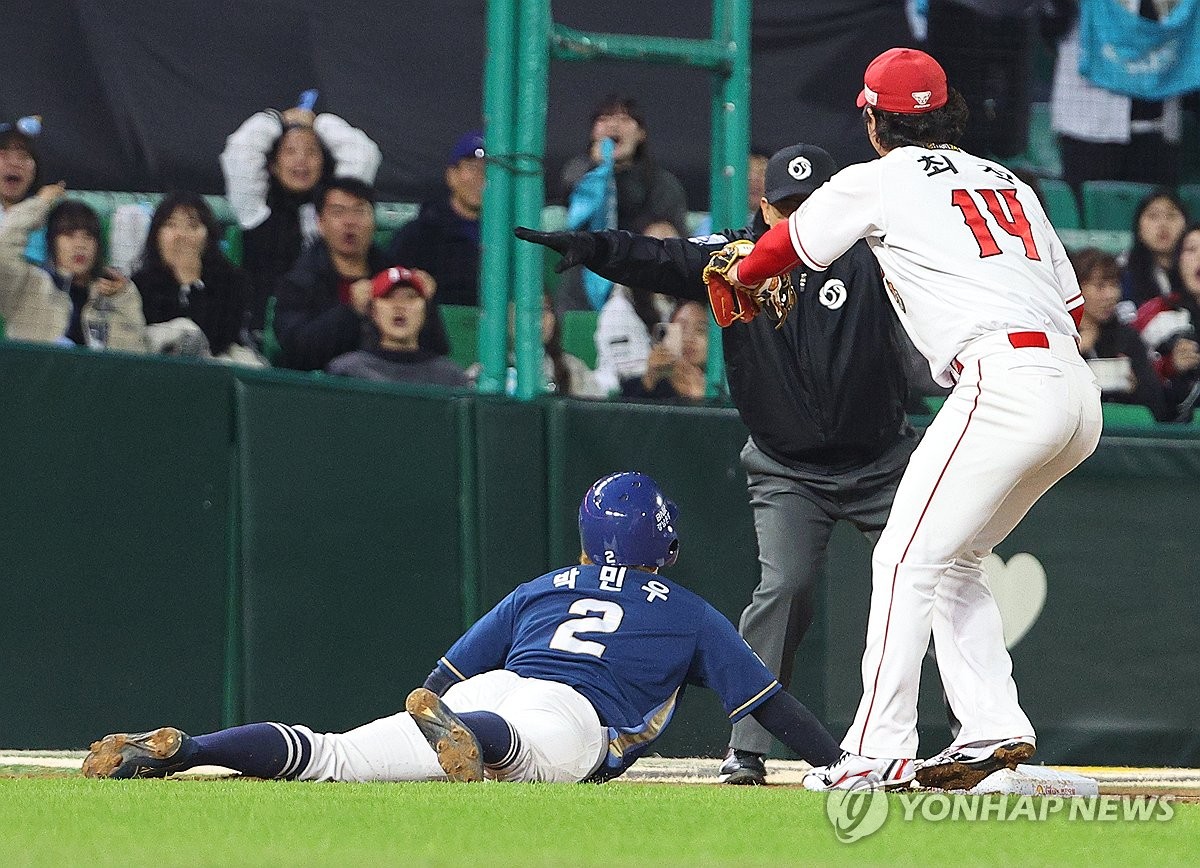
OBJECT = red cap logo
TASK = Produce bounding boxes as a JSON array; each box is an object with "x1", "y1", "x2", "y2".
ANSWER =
[
  {"x1": 856, "y1": 48, "x2": 948, "y2": 114},
  {"x1": 371, "y1": 266, "x2": 430, "y2": 300}
]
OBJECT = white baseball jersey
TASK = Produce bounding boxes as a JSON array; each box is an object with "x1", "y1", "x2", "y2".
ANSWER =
[{"x1": 786, "y1": 146, "x2": 1083, "y2": 385}]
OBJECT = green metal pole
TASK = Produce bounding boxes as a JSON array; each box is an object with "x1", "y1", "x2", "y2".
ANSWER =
[
  {"x1": 512, "y1": 0, "x2": 551, "y2": 400},
  {"x1": 705, "y1": 0, "x2": 751, "y2": 397},
  {"x1": 550, "y1": 24, "x2": 733, "y2": 70},
  {"x1": 477, "y1": 0, "x2": 518, "y2": 395}
]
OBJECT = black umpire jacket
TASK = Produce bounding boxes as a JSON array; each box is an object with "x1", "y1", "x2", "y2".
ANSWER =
[{"x1": 578, "y1": 222, "x2": 912, "y2": 469}]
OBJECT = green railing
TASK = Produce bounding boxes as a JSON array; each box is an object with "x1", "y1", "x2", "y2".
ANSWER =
[{"x1": 479, "y1": 0, "x2": 751, "y2": 399}]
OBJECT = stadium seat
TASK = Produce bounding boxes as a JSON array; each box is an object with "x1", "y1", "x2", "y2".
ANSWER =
[
  {"x1": 373, "y1": 202, "x2": 420, "y2": 253},
  {"x1": 262, "y1": 296, "x2": 283, "y2": 365},
  {"x1": 222, "y1": 224, "x2": 243, "y2": 266},
  {"x1": 1009, "y1": 102, "x2": 1062, "y2": 179},
  {"x1": 1040, "y1": 178, "x2": 1081, "y2": 230},
  {"x1": 1056, "y1": 228, "x2": 1133, "y2": 255},
  {"x1": 1081, "y1": 181, "x2": 1155, "y2": 231},
  {"x1": 539, "y1": 205, "x2": 567, "y2": 231},
  {"x1": 203, "y1": 195, "x2": 238, "y2": 226},
  {"x1": 538, "y1": 206, "x2": 568, "y2": 290},
  {"x1": 1178, "y1": 184, "x2": 1200, "y2": 222},
  {"x1": 439, "y1": 304, "x2": 481, "y2": 370},
  {"x1": 1101, "y1": 401, "x2": 1158, "y2": 427},
  {"x1": 561, "y1": 309, "x2": 599, "y2": 369}
]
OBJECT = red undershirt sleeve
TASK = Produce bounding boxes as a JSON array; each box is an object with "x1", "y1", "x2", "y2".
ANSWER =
[{"x1": 735, "y1": 221, "x2": 801, "y2": 285}]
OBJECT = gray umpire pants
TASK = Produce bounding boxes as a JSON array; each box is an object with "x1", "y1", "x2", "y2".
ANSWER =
[{"x1": 730, "y1": 431, "x2": 918, "y2": 755}]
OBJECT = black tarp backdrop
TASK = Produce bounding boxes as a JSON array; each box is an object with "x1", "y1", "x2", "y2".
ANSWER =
[{"x1": 0, "y1": 1, "x2": 911, "y2": 208}]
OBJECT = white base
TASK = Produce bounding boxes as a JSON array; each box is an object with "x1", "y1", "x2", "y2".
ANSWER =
[{"x1": 969, "y1": 765, "x2": 1099, "y2": 797}]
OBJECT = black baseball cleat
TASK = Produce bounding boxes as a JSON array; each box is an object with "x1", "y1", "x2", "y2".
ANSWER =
[
  {"x1": 82, "y1": 727, "x2": 195, "y2": 779},
  {"x1": 718, "y1": 748, "x2": 767, "y2": 785},
  {"x1": 915, "y1": 737, "x2": 1035, "y2": 790},
  {"x1": 405, "y1": 688, "x2": 485, "y2": 783}
]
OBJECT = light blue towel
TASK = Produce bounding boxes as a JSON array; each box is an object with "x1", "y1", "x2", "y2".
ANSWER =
[{"x1": 566, "y1": 138, "x2": 616, "y2": 310}]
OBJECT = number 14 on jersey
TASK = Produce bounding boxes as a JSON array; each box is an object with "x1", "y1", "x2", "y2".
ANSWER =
[{"x1": 950, "y1": 188, "x2": 1041, "y2": 261}]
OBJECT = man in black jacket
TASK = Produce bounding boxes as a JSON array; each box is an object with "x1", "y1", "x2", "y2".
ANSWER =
[
  {"x1": 275, "y1": 177, "x2": 448, "y2": 371},
  {"x1": 515, "y1": 144, "x2": 919, "y2": 785},
  {"x1": 384, "y1": 131, "x2": 483, "y2": 307}
]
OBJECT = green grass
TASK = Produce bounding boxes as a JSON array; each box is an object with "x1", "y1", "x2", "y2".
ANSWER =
[{"x1": 0, "y1": 778, "x2": 1195, "y2": 866}]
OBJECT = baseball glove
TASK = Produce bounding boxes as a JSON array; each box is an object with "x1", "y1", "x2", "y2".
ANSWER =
[{"x1": 703, "y1": 240, "x2": 797, "y2": 329}]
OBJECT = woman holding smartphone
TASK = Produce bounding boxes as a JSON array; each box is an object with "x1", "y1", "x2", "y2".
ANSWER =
[{"x1": 621, "y1": 299, "x2": 712, "y2": 402}]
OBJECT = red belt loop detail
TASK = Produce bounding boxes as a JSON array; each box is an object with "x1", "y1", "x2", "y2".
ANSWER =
[{"x1": 1008, "y1": 331, "x2": 1050, "y2": 349}]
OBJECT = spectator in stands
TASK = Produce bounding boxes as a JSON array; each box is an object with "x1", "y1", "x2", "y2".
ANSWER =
[
  {"x1": 327, "y1": 266, "x2": 469, "y2": 387},
  {"x1": 0, "y1": 120, "x2": 48, "y2": 264},
  {"x1": 620, "y1": 299, "x2": 713, "y2": 403},
  {"x1": 133, "y1": 192, "x2": 260, "y2": 363},
  {"x1": 1119, "y1": 187, "x2": 1189, "y2": 312},
  {"x1": 593, "y1": 219, "x2": 676, "y2": 395},
  {"x1": 46, "y1": 199, "x2": 147, "y2": 352},
  {"x1": 384, "y1": 131, "x2": 483, "y2": 307},
  {"x1": 556, "y1": 95, "x2": 689, "y2": 314},
  {"x1": 221, "y1": 101, "x2": 381, "y2": 339},
  {"x1": 0, "y1": 182, "x2": 69, "y2": 342},
  {"x1": 0, "y1": 124, "x2": 39, "y2": 211},
  {"x1": 1072, "y1": 247, "x2": 1172, "y2": 420},
  {"x1": 0, "y1": 183, "x2": 145, "y2": 350},
  {"x1": 1133, "y1": 223, "x2": 1200, "y2": 421},
  {"x1": 1045, "y1": 0, "x2": 1186, "y2": 196},
  {"x1": 274, "y1": 178, "x2": 449, "y2": 371}
]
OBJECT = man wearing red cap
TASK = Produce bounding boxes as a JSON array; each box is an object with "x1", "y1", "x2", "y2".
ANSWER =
[
  {"x1": 717, "y1": 47, "x2": 1102, "y2": 791},
  {"x1": 326, "y1": 266, "x2": 469, "y2": 387}
]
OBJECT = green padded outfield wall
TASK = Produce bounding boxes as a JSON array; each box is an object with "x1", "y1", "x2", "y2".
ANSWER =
[
  {"x1": 474, "y1": 396, "x2": 549, "y2": 611},
  {"x1": 234, "y1": 372, "x2": 470, "y2": 732},
  {"x1": 0, "y1": 345, "x2": 234, "y2": 748}
]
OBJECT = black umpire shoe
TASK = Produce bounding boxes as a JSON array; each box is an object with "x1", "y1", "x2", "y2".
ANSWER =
[{"x1": 718, "y1": 747, "x2": 767, "y2": 785}]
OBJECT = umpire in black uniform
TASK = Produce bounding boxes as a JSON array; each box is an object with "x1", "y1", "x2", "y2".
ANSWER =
[{"x1": 516, "y1": 144, "x2": 918, "y2": 784}]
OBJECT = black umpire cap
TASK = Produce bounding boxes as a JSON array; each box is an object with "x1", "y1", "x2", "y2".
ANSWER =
[{"x1": 763, "y1": 144, "x2": 837, "y2": 204}]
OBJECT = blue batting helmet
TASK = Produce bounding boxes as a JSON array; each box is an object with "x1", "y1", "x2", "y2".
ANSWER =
[{"x1": 578, "y1": 471, "x2": 680, "y2": 569}]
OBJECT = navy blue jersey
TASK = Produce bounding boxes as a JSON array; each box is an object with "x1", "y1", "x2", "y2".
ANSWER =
[{"x1": 436, "y1": 564, "x2": 781, "y2": 777}]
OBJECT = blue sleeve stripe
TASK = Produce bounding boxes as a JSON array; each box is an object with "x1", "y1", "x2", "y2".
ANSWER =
[
  {"x1": 439, "y1": 657, "x2": 468, "y2": 681},
  {"x1": 728, "y1": 681, "x2": 781, "y2": 719}
]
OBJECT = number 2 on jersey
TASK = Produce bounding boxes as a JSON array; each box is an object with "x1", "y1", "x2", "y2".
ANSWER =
[
  {"x1": 549, "y1": 599, "x2": 624, "y2": 658},
  {"x1": 950, "y1": 188, "x2": 1041, "y2": 261}
]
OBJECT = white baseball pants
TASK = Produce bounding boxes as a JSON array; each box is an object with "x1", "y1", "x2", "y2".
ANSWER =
[
  {"x1": 842, "y1": 331, "x2": 1102, "y2": 759},
  {"x1": 295, "y1": 670, "x2": 607, "y2": 783}
]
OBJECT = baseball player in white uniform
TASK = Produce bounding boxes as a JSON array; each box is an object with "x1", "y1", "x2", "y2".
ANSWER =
[{"x1": 726, "y1": 47, "x2": 1102, "y2": 790}]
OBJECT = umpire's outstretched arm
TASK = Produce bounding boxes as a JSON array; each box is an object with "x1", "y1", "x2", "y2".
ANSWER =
[{"x1": 515, "y1": 227, "x2": 724, "y2": 303}]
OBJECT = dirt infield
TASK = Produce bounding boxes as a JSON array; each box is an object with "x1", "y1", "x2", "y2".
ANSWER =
[{"x1": 4, "y1": 751, "x2": 1198, "y2": 798}]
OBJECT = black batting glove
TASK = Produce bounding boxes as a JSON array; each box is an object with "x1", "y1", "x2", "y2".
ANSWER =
[{"x1": 513, "y1": 226, "x2": 598, "y2": 273}]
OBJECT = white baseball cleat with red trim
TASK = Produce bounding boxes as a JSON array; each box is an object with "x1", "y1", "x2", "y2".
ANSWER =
[{"x1": 802, "y1": 751, "x2": 916, "y2": 791}]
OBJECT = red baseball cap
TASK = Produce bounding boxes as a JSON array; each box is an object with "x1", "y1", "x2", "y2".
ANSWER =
[
  {"x1": 856, "y1": 48, "x2": 948, "y2": 114},
  {"x1": 371, "y1": 266, "x2": 430, "y2": 300}
]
